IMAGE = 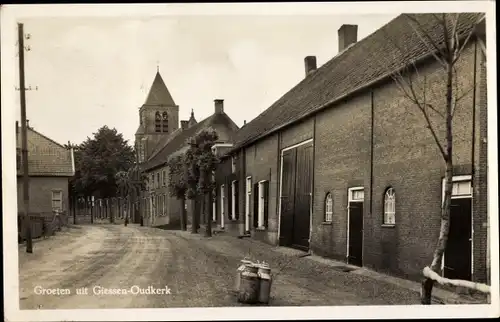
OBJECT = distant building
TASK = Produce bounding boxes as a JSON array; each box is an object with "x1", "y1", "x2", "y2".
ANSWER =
[
  {"x1": 135, "y1": 71, "x2": 239, "y2": 228},
  {"x1": 212, "y1": 13, "x2": 489, "y2": 284},
  {"x1": 16, "y1": 121, "x2": 75, "y2": 215}
]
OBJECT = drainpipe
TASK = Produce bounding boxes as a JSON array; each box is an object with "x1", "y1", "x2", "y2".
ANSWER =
[
  {"x1": 470, "y1": 40, "x2": 478, "y2": 280},
  {"x1": 310, "y1": 117, "x2": 317, "y2": 252},
  {"x1": 369, "y1": 91, "x2": 375, "y2": 227}
]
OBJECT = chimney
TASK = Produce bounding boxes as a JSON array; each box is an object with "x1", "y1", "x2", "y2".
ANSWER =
[
  {"x1": 214, "y1": 99, "x2": 224, "y2": 114},
  {"x1": 181, "y1": 120, "x2": 189, "y2": 130},
  {"x1": 338, "y1": 24, "x2": 358, "y2": 52},
  {"x1": 244, "y1": 120, "x2": 247, "y2": 125},
  {"x1": 304, "y1": 56, "x2": 317, "y2": 76}
]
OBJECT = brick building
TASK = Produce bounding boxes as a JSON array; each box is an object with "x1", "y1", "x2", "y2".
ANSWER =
[
  {"x1": 212, "y1": 13, "x2": 489, "y2": 284},
  {"x1": 16, "y1": 121, "x2": 75, "y2": 215},
  {"x1": 135, "y1": 71, "x2": 239, "y2": 228}
]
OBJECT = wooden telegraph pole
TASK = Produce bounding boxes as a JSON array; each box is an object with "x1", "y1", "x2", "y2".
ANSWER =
[{"x1": 18, "y1": 23, "x2": 33, "y2": 253}]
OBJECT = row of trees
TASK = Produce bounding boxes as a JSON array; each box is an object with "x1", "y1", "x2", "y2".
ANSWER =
[{"x1": 167, "y1": 130, "x2": 219, "y2": 237}]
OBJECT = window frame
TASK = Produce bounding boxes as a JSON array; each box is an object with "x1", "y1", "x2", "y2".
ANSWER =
[
  {"x1": 257, "y1": 180, "x2": 266, "y2": 228},
  {"x1": 324, "y1": 192, "x2": 333, "y2": 223},
  {"x1": 383, "y1": 187, "x2": 396, "y2": 226},
  {"x1": 51, "y1": 189, "x2": 63, "y2": 211},
  {"x1": 231, "y1": 180, "x2": 237, "y2": 220}
]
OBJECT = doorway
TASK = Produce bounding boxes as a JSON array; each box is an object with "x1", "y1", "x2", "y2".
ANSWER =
[
  {"x1": 443, "y1": 176, "x2": 473, "y2": 281},
  {"x1": 347, "y1": 187, "x2": 364, "y2": 267},
  {"x1": 279, "y1": 139, "x2": 313, "y2": 251}
]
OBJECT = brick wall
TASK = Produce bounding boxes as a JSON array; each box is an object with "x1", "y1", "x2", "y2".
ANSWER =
[
  {"x1": 368, "y1": 41, "x2": 486, "y2": 281},
  {"x1": 17, "y1": 176, "x2": 70, "y2": 215},
  {"x1": 244, "y1": 133, "x2": 280, "y2": 244},
  {"x1": 312, "y1": 92, "x2": 372, "y2": 261}
]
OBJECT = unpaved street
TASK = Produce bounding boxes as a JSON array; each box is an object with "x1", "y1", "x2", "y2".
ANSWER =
[{"x1": 19, "y1": 224, "x2": 422, "y2": 309}]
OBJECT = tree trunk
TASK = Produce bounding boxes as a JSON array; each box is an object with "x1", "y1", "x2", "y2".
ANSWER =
[
  {"x1": 191, "y1": 199, "x2": 197, "y2": 233},
  {"x1": 180, "y1": 197, "x2": 187, "y2": 231},
  {"x1": 205, "y1": 191, "x2": 212, "y2": 237},
  {"x1": 421, "y1": 61, "x2": 455, "y2": 305}
]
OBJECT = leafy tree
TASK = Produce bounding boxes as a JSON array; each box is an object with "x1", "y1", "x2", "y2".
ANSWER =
[
  {"x1": 70, "y1": 126, "x2": 135, "y2": 199},
  {"x1": 167, "y1": 155, "x2": 188, "y2": 231},
  {"x1": 182, "y1": 130, "x2": 219, "y2": 234}
]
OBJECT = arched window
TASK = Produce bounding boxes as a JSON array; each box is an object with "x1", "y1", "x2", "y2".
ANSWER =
[
  {"x1": 324, "y1": 193, "x2": 333, "y2": 222},
  {"x1": 155, "y1": 112, "x2": 161, "y2": 132},
  {"x1": 162, "y1": 112, "x2": 168, "y2": 133},
  {"x1": 383, "y1": 187, "x2": 396, "y2": 225}
]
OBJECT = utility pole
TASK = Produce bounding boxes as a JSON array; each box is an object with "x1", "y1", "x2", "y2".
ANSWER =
[{"x1": 18, "y1": 23, "x2": 33, "y2": 253}]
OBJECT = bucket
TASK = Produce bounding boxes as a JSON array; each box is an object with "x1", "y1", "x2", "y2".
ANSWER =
[{"x1": 237, "y1": 264, "x2": 260, "y2": 304}]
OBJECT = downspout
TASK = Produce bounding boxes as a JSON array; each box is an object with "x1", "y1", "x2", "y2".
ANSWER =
[
  {"x1": 310, "y1": 116, "x2": 317, "y2": 253},
  {"x1": 276, "y1": 132, "x2": 281, "y2": 243},
  {"x1": 470, "y1": 39, "x2": 478, "y2": 280},
  {"x1": 370, "y1": 92, "x2": 375, "y2": 214},
  {"x1": 369, "y1": 90, "x2": 375, "y2": 256}
]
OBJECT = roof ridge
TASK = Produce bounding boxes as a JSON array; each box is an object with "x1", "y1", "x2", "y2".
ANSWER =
[{"x1": 22, "y1": 127, "x2": 69, "y2": 150}]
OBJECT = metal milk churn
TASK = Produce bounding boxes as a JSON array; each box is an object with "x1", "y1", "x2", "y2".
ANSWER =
[
  {"x1": 237, "y1": 264, "x2": 260, "y2": 304},
  {"x1": 235, "y1": 259, "x2": 253, "y2": 292},
  {"x1": 257, "y1": 264, "x2": 272, "y2": 304}
]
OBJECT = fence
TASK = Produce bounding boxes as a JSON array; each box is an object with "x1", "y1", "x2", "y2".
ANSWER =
[
  {"x1": 18, "y1": 211, "x2": 69, "y2": 243},
  {"x1": 70, "y1": 196, "x2": 141, "y2": 224}
]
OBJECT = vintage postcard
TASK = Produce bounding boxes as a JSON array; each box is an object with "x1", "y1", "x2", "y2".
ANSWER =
[{"x1": 1, "y1": 2, "x2": 498, "y2": 321}]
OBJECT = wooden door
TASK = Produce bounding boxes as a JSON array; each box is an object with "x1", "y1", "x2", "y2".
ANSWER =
[
  {"x1": 279, "y1": 148, "x2": 297, "y2": 246},
  {"x1": 291, "y1": 143, "x2": 313, "y2": 250},
  {"x1": 348, "y1": 201, "x2": 363, "y2": 266},
  {"x1": 444, "y1": 197, "x2": 472, "y2": 281}
]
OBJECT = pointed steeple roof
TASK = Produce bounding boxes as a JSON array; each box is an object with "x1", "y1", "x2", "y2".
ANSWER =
[
  {"x1": 188, "y1": 109, "x2": 197, "y2": 127},
  {"x1": 144, "y1": 71, "x2": 176, "y2": 106}
]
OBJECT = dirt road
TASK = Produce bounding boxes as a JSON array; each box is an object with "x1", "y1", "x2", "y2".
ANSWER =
[{"x1": 18, "y1": 224, "x2": 422, "y2": 309}]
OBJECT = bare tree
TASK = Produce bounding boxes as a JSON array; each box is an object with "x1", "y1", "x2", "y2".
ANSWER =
[{"x1": 384, "y1": 13, "x2": 488, "y2": 304}]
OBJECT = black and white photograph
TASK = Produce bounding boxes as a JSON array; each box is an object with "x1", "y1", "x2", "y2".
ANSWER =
[{"x1": 1, "y1": 2, "x2": 498, "y2": 321}]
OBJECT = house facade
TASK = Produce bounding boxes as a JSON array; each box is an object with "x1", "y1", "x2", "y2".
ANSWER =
[
  {"x1": 135, "y1": 71, "x2": 239, "y2": 228},
  {"x1": 16, "y1": 121, "x2": 75, "y2": 216},
  {"x1": 212, "y1": 14, "x2": 489, "y2": 284}
]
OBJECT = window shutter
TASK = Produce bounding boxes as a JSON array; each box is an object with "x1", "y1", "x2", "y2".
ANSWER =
[
  {"x1": 253, "y1": 183, "x2": 259, "y2": 228},
  {"x1": 228, "y1": 183, "x2": 232, "y2": 219},
  {"x1": 214, "y1": 188, "x2": 218, "y2": 222},
  {"x1": 264, "y1": 181, "x2": 270, "y2": 228},
  {"x1": 235, "y1": 182, "x2": 239, "y2": 220}
]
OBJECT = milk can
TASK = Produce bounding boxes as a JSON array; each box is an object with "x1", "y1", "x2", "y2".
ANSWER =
[
  {"x1": 235, "y1": 260, "x2": 253, "y2": 292},
  {"x1": 257, "y1": 264, "x2": 272, "y2": 304},
  {"x1": 237, "y1": 264, "x2": 260, "y2": 304}
]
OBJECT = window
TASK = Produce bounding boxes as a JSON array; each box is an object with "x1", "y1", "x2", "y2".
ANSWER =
[
  {"x1": 256, "y1": 180, "x2": 269, "y2": 228},
  {"x1": 230, "y1": 180, "x2": 238, "y2": 220},
  {"x1": 245, "y1": 177, "x2": 252, "y2": 226},
  {"x1": 383, "y1": 188, "x2": 396, "y2": 225},
  {"x1": 52, "y1": 190, "x2": 63, "y2": 211},
  {"x1": 156, "y1": 172, "x2": 160, "y2": 189},
  {"x1": 155, "y1": 112, "x2": 161, "y2": 132},
  {"x1": 325, "y1": 193, "x2": 333, "y2": 222},
  {"x1": 220, "y1": 184, "x2": 225, "y2": 219},
  {"x1": 453, "y1": 181, "x2": 471, "y2": 196},
  {"x1": 162, "y1": 170, "x2": 167, "y2": 186},
  {"x1": 162, "y1": 112, "x2": 169, "y2": 133},
  {"x1": 150, "y1": 174, "x2": 154, "y2": 190},
  {"x1": 231, "y1": 156, "x2": 236, "y2": 173}
]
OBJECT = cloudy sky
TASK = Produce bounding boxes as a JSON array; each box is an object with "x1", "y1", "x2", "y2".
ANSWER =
[{"x1": 7, "y1": 9, "x2": 397, "y2": 146}]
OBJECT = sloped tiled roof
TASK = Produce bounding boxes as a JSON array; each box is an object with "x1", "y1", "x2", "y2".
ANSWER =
[
  {"x1": 231, "y1": 13, "x2": 484, "y2": 152},
  {"x1": 144, "y1": 71, "x2": 176, "y2": 106},
  {"x1": 142, "y1": 112, "x2": 239, "y2": 171},
  {"x1": 16, "y1": 127, "x2": 74, "y2": 177}
]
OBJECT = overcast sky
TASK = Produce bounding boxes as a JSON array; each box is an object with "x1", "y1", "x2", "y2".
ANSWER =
[{"x1": 12, "y1": 13, "x2": 398, "y2": 146}]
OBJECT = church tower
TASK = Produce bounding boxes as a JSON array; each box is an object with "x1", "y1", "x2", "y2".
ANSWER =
[{"x1": 135, "y1": 70, "x2": 179, "y2": 163}]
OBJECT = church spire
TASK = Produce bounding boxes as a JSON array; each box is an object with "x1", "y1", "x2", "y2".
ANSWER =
[{"x1": 143, "y1": 71, "x2": 176, "y2": 106}]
